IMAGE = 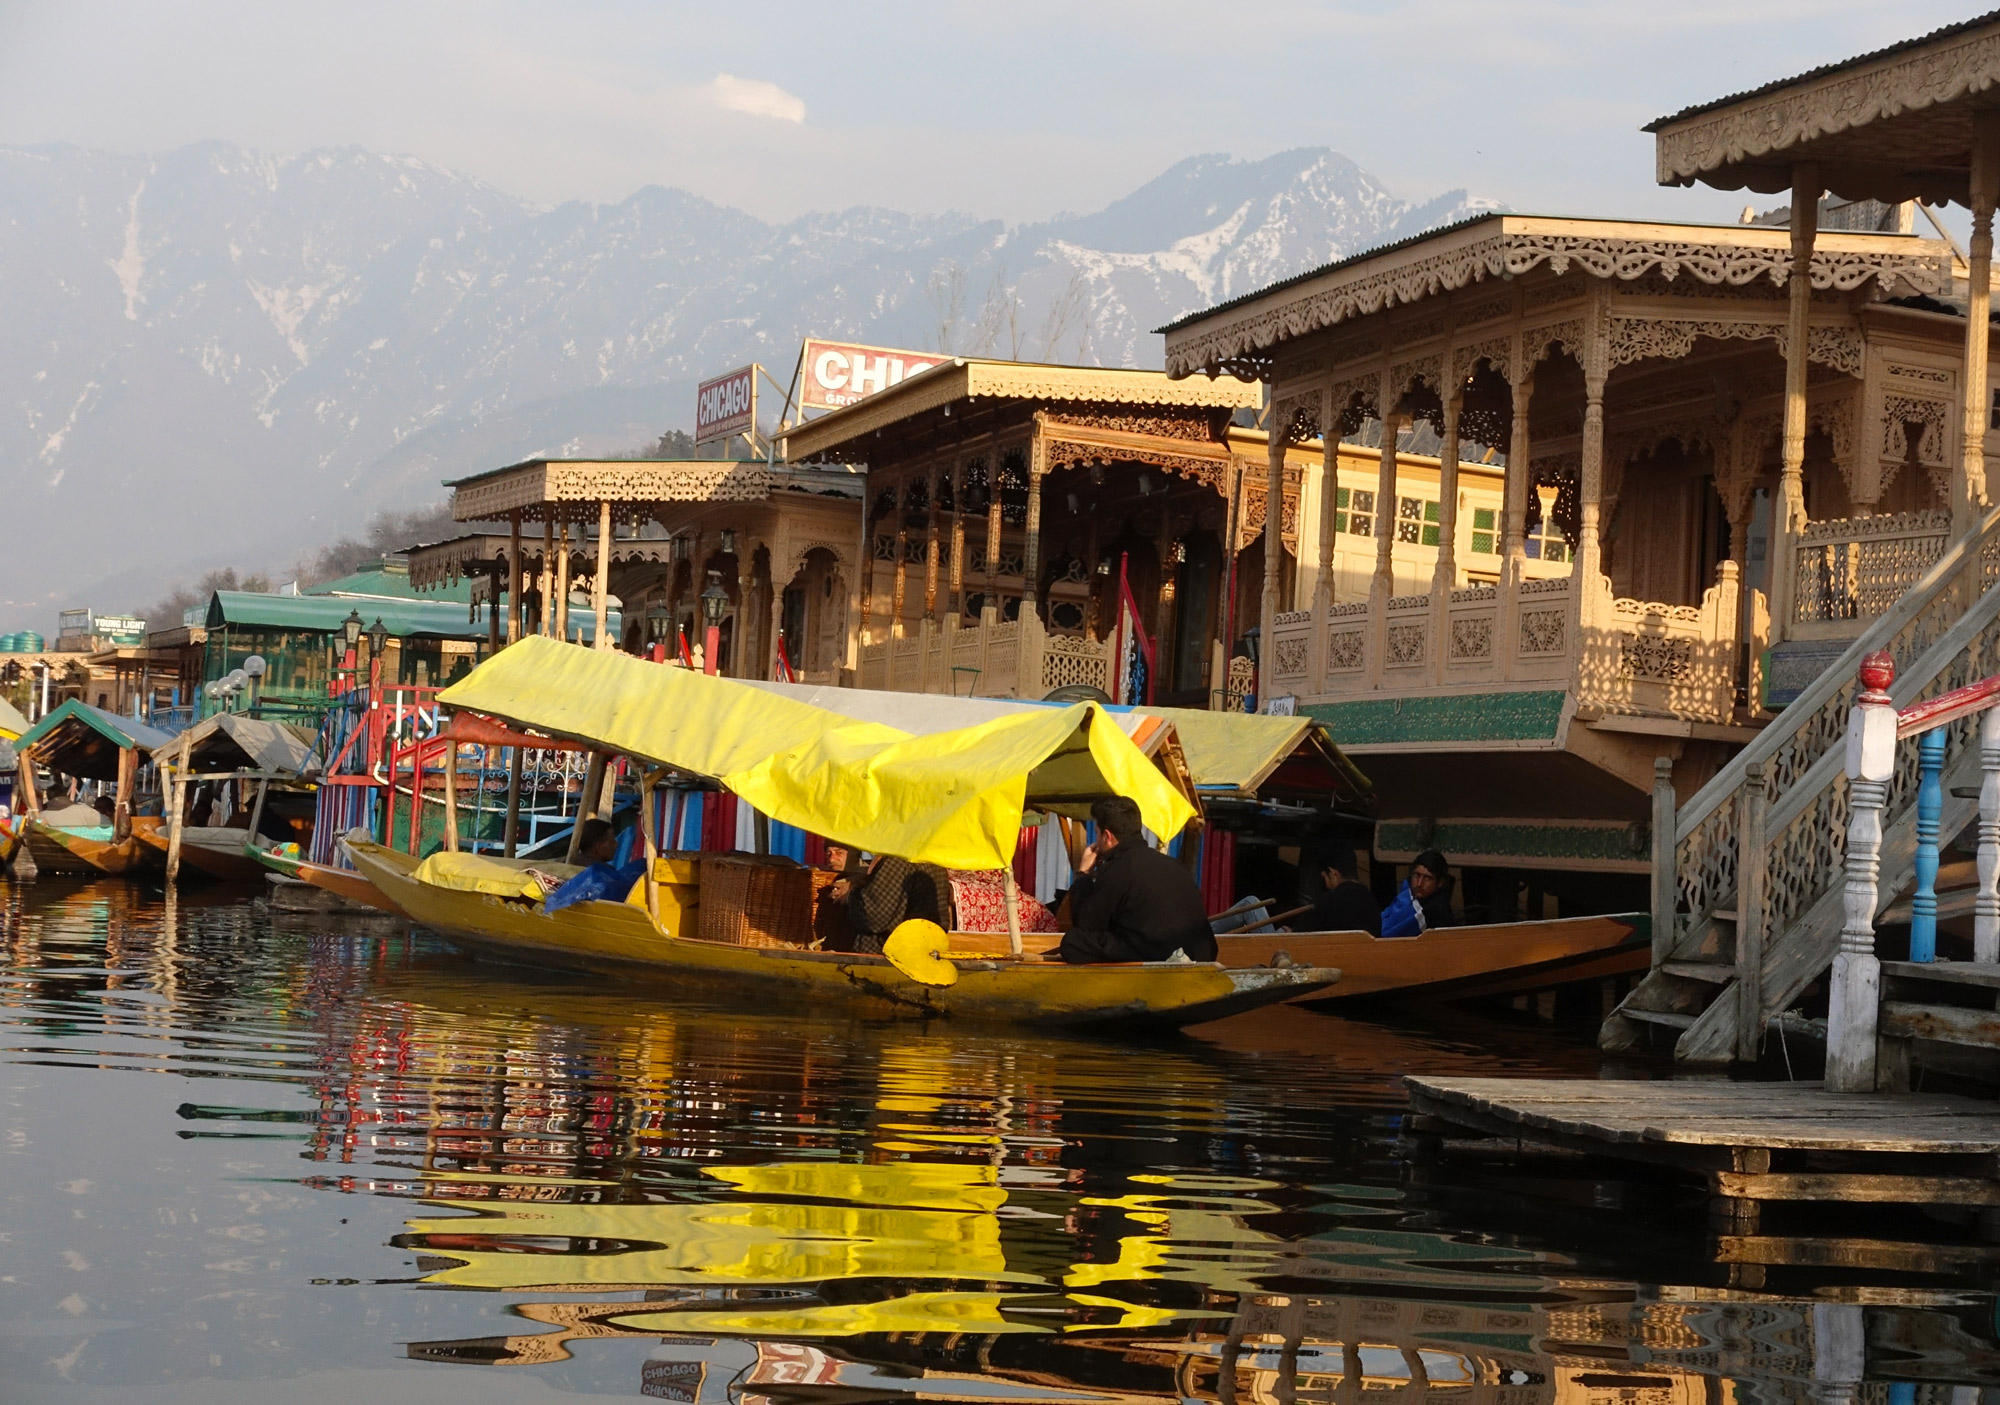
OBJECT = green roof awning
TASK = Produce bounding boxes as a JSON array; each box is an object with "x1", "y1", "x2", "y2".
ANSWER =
[
  {"x1": 206, "y1": 591, "x2": 492, "y2": 639},
  {"x1": 17, "y1": 700, "x2": 177, "y2": 779}
]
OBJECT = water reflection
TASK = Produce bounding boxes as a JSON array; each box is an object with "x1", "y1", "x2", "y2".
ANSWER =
[{"x1": 1, "y1": 876, "x2": 1995, "y2": 1402}]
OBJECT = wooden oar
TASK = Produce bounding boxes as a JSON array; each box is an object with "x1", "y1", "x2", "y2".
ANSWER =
[{"x1": 1216, "y1": 903, "x2": 1315, "y2": 935}]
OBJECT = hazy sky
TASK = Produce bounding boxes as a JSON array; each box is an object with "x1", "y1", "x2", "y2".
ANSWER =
[{"x1": 0, "y1": 1, "x2": 1986, "y2": 224}]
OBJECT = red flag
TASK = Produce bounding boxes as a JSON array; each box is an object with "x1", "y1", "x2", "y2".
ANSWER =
[
  {"x1": 775, "y1": 630, "x2": 796, "y2": 683},
  {"x1": 677, "y1": 628, "x2": 694, "y2": 668}
]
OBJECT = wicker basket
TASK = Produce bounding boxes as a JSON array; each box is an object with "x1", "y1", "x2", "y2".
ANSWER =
[{"x1": 697, "y1": 854, "x2": 816, "y2": 947}]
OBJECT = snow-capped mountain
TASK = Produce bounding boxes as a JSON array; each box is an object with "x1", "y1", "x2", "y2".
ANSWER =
[{"x1": 0, "y1": 143, "x2": 1498, "y2": 624}]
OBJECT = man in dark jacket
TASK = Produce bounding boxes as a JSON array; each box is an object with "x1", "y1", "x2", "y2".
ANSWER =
[
  {"x1": 1057, "y1": 797, "x2": 1216, "y2": 964},
  {"x1": 1308, "y1": 844, "x2": 1380, "y2": 935},
  {"x1": 845, "y1": 853, "x2": 955, "y2": 953}
]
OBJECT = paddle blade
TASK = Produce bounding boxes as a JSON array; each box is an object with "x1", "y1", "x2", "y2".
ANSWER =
[{"x1": 884, "y1": 919, "x2": 958, "y2": 986}]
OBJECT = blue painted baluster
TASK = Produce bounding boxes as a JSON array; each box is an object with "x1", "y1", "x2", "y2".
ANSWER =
[{"x1": 1911, "y1": 728, "x2": 1946, "y2": 963}]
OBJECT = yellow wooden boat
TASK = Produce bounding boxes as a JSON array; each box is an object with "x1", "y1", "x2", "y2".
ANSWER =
[{"x1": 347, "y1": 840, "x2": 1336, "y2": 1028}]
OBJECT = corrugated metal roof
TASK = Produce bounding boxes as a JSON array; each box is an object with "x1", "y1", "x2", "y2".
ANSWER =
[{"x1": 1645, "y1": 11, "x2": 2000, "y2": 132}]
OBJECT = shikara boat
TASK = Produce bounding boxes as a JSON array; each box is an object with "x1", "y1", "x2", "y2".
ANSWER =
[
  {"x1": 250, "y1": 841, "x2": 404, "y2": 915},
  {"x1": 20, "y1": 818, "x2": 148, "y2": 876},
  {"x1": 1212, "y1": 912, "x2": 1649, "y2": 1002},
  {"x1": 0, "y1": 816, "x2": 20, "y2": 869},
  {"x1": 347, "y1": 840, "x2": 1336, "y2": 1028},
  {"x1": 134, "y1": 824, "x2": 267, "y2": 883}
]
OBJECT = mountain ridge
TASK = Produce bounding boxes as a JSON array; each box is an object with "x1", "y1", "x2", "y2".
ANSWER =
[{"x1": 0, "y1": 142, "x2": 1500, "y2": 627}]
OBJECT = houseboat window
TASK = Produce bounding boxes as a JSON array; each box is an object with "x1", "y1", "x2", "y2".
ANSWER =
[
  {"x1": 1336, "y1": 487, "x2": 1375, "y2": 537},
  {"x1": 1524, "y1": 518, "x2": 1570, "y2": 564},
  {"x1": 1396, "y1": 497, "x2": 1441, "y2": 546},
  {"x1": 1470, "y1": 507, "x2": 1499, "y2": 555}
]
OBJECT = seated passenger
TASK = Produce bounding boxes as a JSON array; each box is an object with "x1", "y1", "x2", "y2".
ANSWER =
[
  {"x1": 1056, "y1": 797, "x2": 1216, "y2": 965},
  {"x1": 1308, "y1": 844, "x2": 1380, "y2": 935},
  {"x1": 845, "y1": 853, "x2": 955, "y2": 954},
  {"x1": 544, "y1": 819, "x2": 646, "y2": 912},
  {"x1": 1380, "y1": 849, "x2": 1455, "y2": 937}
]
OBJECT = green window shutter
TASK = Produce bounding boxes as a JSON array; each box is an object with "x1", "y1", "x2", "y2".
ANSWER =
[
  {"x1": 1420, "y1": 524, "x2": 1440, "y2": 546},
  {"x1": 1424, "y1": 500, "x2": 1440, "y2": 522},
  {"x1": 1471, "y1": 531, "x2": 1494, "y2": 554},
  {"x1": 1473, "y1": 507, "x2": 1495, "y2": 531}
]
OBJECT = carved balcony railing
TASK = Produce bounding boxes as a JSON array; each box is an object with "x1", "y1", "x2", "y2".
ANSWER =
[
  {"x1": 1288, "y1": 565, "x2": 1749, "y2": 728},
  {"x1": 1792, "y1": 510, "x2": 1951, "y2": 629}
]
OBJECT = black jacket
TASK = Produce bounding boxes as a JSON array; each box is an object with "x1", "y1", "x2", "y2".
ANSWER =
[
  {"x1": 1058, "y1": 841, "x2": 1217, "y2": 964},
  {"x1": 1310, "y1": 878, "x2": 1380, "y2": 935}
]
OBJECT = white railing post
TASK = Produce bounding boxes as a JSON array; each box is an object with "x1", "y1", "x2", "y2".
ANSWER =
[
  {"x1": 1978, "y1": 706, "x2": 2000, "y2": 963},
  {"x1": 1826, "y1": 650, "x2": 1896, "y2": 1093}
]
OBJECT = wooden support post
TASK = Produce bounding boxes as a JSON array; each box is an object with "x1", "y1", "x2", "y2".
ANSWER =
[
  {"x1": 1827, "y1": 650, "x2": 1895, "y2": 1093},
  {"x1": 1260, "y1": 414, "x2": 1287, "y2": 701},
  {"x1": 1736, "y1": 761, "x2": 1767, "y2": 1063},
  {"x1": 1429, "y1": 383, "x2": 1462, "y2": 686},
  {"x1": 592, "y1": 499, "x2": 612, "y2": 650},
  {"x1": 164, "y1": 740, "x2": 188, "y2": 884},
  {"x1": 507, "y1": 511, "x2": 522, "y2": 644},
  {"x1": 639, "y1": 769, "x2": 660, "y2": 923},
  {"x1": 923, "y1": 465, "x2": 941, "y2": 620},
  {"x1": 501, "y1": 744, "x2": 523, "y2": 858},
  {"x1": 1911, "y1": 727, "x2": 1946, "y2": 962},
  {"x1": 1772, "y1": 164, "x2": 1818, "y2": 634},
  {"x1": 442, "y1": 739, "x2": 460, "y2": 853},
  {"x1": 1977, "y1": 706, "x2": 2000, "y2": 962},
  {"x1": 113, "y1": 744, "x2": 135, "y2": 841},
  {"x1": 985, "y1": 457, "x2": 1003, "y2": 621},
  {"x1": 540, "y1": 516, "x2": 555, "y2": 637},
  {"x1": 567, "y1": 752, "x2": 606, "y2": 864},
  {"x1": 556, "y1": 520, "x2": 572, "y2": 642},
  {"x1": 891, "y1": 478, "x2": 910, "y2": 641},
  {"x1": 948, "y1": 457, "x2": 965, "y2": 618},
  {"x1": 1002, "y1": 865, "x2": 1024, "y2": 959},
  {"x1": 486, "y1": 560, "x2": 502, "y2": 654},
  {"x1": 1024, "y1": 421, "x2": 1047, "y2": 625},
  {"x1": 246, "y1": 776, "x2": 270, "y2": 846},
  {"x1": 1650, "y1": 756, "x2": 1675, "y2": 966},
  {"x1": 1958, "y1": 111, "x2": 2000, "y2": 530}
]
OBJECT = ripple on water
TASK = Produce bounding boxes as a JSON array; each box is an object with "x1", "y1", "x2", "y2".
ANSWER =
[{"x1": 0, "y1": 877, "x2": 1993, "y2": 1401}]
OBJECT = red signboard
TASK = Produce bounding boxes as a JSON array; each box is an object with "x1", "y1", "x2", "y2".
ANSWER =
[
  {"x1": 799, "y1": 339, "x2": 946, "y2": 411},
  {"x1": 695, "y1": 364, "x2": 757, "y2": 444}
]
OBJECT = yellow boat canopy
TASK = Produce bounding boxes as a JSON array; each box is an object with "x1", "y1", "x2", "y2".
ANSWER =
[
  {"x1": 725, "y1": 704, "x2": 1199, "y2": 871},
  {"x1": 0, "y1": 695, "x2": 29, "y2": 742},
  {"x1": 436, "y1": 635, "x2": 896, "y2": 781}
]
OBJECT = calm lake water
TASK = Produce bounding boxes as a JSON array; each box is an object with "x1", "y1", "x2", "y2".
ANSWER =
[{"x1": 1, "y1": 877, "x2": 1994, "y2": 1404}]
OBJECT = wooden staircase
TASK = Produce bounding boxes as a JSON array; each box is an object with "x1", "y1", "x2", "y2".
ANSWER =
[{"x1": 1602, "y1": 506, "x2": 2000, "y2": 1069}]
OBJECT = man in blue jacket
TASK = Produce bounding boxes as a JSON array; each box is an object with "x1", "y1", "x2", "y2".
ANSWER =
[{"x1": 1380, "y1": 849, "x2": 1455, "y2": 937}]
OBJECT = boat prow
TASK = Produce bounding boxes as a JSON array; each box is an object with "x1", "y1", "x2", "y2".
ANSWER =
[
  {"x1": 346, "y1": 840, "x2": 1337, "y2": 1028},
  {"x1": 250, "y1": 841, "x2": 405, "y2": 915}
]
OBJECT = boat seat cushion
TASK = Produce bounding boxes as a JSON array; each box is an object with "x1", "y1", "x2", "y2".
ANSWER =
[{"x1": 412, "y1": 851, "x2": 550, "y2": 901}]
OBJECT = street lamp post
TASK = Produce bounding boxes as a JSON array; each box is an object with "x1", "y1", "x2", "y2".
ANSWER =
[
  {"x1": 243, "y1": 654, "x2": 265, "y2": 716},
  {"x1": 700, "y1": 572, "x2": 729, "y2": 677}
]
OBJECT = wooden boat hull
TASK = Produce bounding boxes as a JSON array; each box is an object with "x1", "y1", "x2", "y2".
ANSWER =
[
  {"x1": 135, "y1": 825, "x2": 269, "y2": 883},
  {"x1": 348, "y1": 841, "x2": 1338, "y2": 1028},
  {"x1": 0, "y1": 817, "x2": 19, "y2": 867},
  {"x1": 250, "y1": 843, "x2": 405, "y2": 915},
  {"x1": 22, "y1": 819, "x2": 147, "y2": 876},
  {"x1": 1216, "y1": 913, "x2": 1648, "y2": 1002}
]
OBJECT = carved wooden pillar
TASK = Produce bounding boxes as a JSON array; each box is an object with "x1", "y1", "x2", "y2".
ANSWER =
[
  {"x1": 1315, "y1": 391, "x2": 1339, "y2": 609},
  {"x1": 592, "y1": 499, "x2": 612, "y2": 650},
  {"x1": 1024, "y1": 420, "x2": 1048, "y2": 624},
  {"x1": 1372, "y1": 374, "x2": 1401, "y2": 604},
  {"x1": 985, "y1": 457, "x2": 1003, "y2": 623},
  {"x1": 891, "y1": 474, "x2": 910, "y2": 640},
  {"x1": 1429, "y1": 382, "x2": 1463, "y2": 685},
  {"x1": 1503, "y1": 367, "x2": 1532, "y2": 581},
  {"x1": 1773, "y1": 164, "x2": 1819, "y2": 633},
  {"x1": 1960, "y1": 113, "x2": 2000, "y2": 528},
  {"x1": 856, "y1": 491, "x2": 875, "y2": 649},
  {"x1": 769, "y1": 556, "x2": 788, "y2": 681},
  {"x1": 737, "y1": 551, "x2": 757, "y2": 678},
  {"x1": 1259, "y1": 421, "x2": 1287, "y2": 694},
  {"x1": 506, "y1": 511, "x2": 522, "y2": 644},
  {"x1": 555, "y1": 520, "x2": 572, "y2": 641},
  {"x1": 948, "y1": 457, "x2": 966, "y2": 619},
  {"x1": 538, "y1": 516, "x2": 555, "y2": 637},
  {"x1": 923, "y1": 463, "x2": 942, "y2": 620},
  {"x1": 1579, "y1": 355, "x2": 1608, "y2": 587}
]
